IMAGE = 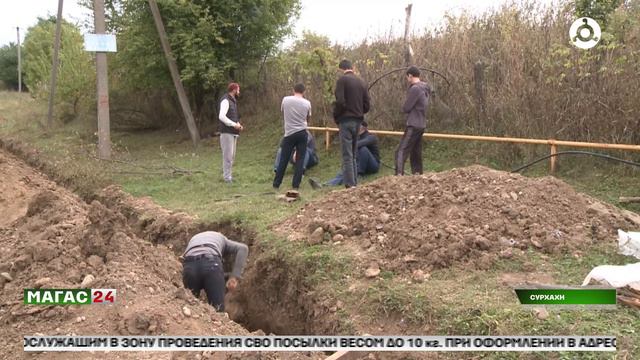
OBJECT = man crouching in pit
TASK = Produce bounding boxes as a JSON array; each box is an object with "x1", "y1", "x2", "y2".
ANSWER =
[{"x1": 181, "y1": 231, "x2": 248, "y2": 312}]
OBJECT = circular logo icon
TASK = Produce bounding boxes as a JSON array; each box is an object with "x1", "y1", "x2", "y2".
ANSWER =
[{"x1": 570, "y1": 17, "x2": 601, "y2": 49}]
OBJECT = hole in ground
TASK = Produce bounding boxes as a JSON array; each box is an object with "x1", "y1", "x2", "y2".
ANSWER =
[
  {"x1": 93, "y1": 189, "x2": 339, "y2": 336},
  {"x1": 133, "y1": 215, "x2": 336, "y2": 335}
]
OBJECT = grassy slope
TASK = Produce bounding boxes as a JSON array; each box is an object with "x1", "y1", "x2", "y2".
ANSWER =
[{"x1": 1, "y1": 92, "x2": 639, "y2": 358}]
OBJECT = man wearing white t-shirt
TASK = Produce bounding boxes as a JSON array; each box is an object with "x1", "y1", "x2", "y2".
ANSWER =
[{"x1": 273, "y1": 83, "x2": 311, "y2": 190}]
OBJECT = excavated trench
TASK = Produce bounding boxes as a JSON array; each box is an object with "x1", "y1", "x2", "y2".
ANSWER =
[
  {"x1": 92, "y1": 187, "x2": 341, "y2": 336},
  {"x1": 0, "y1": 137, "x2": 341, "y2": 337}
]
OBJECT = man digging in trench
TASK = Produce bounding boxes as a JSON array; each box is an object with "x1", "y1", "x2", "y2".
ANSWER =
[{"x1": 181, "y1": 231, "x2": 248, "y2": 312}]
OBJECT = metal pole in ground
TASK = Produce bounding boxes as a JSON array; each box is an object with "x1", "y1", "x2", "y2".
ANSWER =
[
  {"x1": 403, "y1": 3, "x2": 413, "y2": 66},
  {"x1": 549, "y1": 141, "x2": 558, "y2": 174},
  {"x1": 94, "y1": 0, "x2": 112, "y2": 159},
  {"x1": 46, "y1": 0, "x2": 64, "y2": 130},
  {"x1": 17, "y1": 27, "x2": 21, "y2": 93}
]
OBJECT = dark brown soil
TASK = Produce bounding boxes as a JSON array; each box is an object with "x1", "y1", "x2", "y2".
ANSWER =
[
  {"x1": 0, "y1": 149, "x2": 320, "y2": 360},
  {"x1": 276, "y1": 166, "x2": 640, "y2": 274}
]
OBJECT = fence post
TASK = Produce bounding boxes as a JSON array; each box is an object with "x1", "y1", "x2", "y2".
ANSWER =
[
  {"x1": 549, "y1": 140, "x2": 558, "y2": 174},
  {"x1": 325, "y1": 127, "x2": 330, "y2": 151}
]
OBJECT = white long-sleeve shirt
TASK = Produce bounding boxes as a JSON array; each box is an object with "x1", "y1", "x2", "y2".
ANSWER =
[{"x1": 218, "y1": 99, "x2": 237, "y2": 127}]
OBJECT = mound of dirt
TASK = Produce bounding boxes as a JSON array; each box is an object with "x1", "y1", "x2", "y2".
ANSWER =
[
  {"x1": 0, "y1": 150, "x2": 259, "y2": 359},
  {"x1": 276, "y1": 166, "x2": 640, "y2": 273}
]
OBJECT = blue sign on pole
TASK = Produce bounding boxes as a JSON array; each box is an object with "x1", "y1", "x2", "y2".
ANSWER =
[{"x1": 84, "y1": 34, "x2": 117, "y2": 52}]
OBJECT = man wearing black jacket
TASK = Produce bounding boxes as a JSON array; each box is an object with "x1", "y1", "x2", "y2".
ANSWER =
[{"x1": 333, "y1": 59, "x2": 371, "y2": 188}]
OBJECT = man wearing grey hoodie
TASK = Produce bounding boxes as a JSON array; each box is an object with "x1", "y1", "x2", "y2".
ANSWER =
[
  {"x1": 395, "y1": 66, "x2": 431, "y2": 175},
  {"x1": 181, "y1": 231, "x2": 248, "y2": 312}
]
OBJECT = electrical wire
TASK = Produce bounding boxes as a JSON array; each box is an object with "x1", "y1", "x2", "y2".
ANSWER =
[
  {"x1": 368, "y1": 67, "x2": 451, "y2": 91},
  {"x1": 511, "y1": 150, "x2": 640, "y2": 173}
]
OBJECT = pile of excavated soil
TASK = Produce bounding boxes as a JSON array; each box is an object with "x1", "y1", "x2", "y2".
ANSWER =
[
  {"x1": 277, "y1": 165, "x2": 640, "y2": 273},
  {"x1": 0, "y1": 150, "x2": 312, "y2": 360}
]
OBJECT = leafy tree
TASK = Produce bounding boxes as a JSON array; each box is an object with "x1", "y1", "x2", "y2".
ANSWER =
[
  {"x1": 102, "y1": 0, "x2": 301, "y2": 126},
  {"x1": 575, "y1": 0, "x2": 623, "y2": 27},
  {"x1": 23, "y1": 17, "x2": 94, "y2": 119},
  {"x1": 275, "y1": 32, "x2": 337, "y2": 122},
  {"x1": 0, "y1": 43, "x2": 25, "y2": 90}
]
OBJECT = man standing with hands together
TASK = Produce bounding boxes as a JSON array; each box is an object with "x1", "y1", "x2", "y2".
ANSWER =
[
  {"x1": 333, "y1": 60, "x2": 371, "y2": 188},
  {"x1": 219, "y1": 82, "x2": 243, "y2": 183},
  {"x1": 396, "y1": 66, "x2": 431, "y2": 175}
]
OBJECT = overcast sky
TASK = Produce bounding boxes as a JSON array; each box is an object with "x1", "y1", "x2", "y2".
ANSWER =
[{"x1": 0, "y1": 0, "x2": 556, "y2": 47}]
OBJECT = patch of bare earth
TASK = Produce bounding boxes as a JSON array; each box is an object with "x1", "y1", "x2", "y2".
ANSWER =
[{"x1": 0, "y1": 150, "x2": 315, "y2": 360}]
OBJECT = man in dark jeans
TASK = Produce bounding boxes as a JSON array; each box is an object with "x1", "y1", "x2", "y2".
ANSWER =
[
  {"x1": 181, "y1": 231, "x2": 248, "y2": 312},
  {"x1": 396, "y1": 66, "x2": 431, "y2": 175},
  {"x1": 326, "y1": 121, "x2": 380, "y2": 186},
  {"x1": 333, "y1": 59, "x2": 371, "y2": 188},
  {"x1": 273, "y1": 130, "x2": 318, "y2": 173},
  {"x1": 273, "y1": 83, "x2": 312, "y2": 190}
]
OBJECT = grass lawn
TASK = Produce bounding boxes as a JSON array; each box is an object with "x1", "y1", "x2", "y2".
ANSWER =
[{"x1": 1, "y1": 91, "x2": 639, "y2": 358}]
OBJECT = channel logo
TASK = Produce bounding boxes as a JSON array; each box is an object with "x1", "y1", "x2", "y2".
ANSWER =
[
  {"x1": 570, "y1": 17, "x2": 601, "y2": 49},
  {"x1": 24, "y1": 289, "x2": 117, "y2": 305}
]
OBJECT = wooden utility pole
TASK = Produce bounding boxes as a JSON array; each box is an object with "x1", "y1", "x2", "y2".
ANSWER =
[
  {"x1": 148, "y1": 0, "x2": 199, "y2": 147},
  {"x1": 403, "y1": 3, "x2": 413, "y2": 66},
  {"x1": 17, "y1": 27, "x2": 21, "y2": 93},
  {"x1": 94, "y1": 0, "x2": 112, "y2": 159},
  {"x1": 46, "y1": 0, "x2": 64, "y2": 130}
]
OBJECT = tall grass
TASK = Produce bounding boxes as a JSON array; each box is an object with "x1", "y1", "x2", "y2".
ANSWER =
[{"x1": 249, "y1": 0, "x2": 640, "y2": 158}]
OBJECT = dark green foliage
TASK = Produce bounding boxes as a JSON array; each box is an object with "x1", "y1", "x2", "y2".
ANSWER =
[
  {"x1": 103, "y1": 0, "x2": 301, "y2": 123},
  {"x1": 22, "y1": 17, "x2": 94, "y2": 120},
  {"x1": 575, "y1": 0, "x2": 623, "y2": 27},
  {"x1": 0, "y1": 43, "x2": 24, "y2": 90}
]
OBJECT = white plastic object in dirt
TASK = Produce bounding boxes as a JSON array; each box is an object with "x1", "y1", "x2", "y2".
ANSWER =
[
  {"x1": 581, "y1": 262, "x2": 640, "y2": 289},
  {"x1": 618, "y1": 229, "x2": 640, "y2": 259}
]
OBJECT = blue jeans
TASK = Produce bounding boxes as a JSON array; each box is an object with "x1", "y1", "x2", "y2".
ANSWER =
[
  {"x1": 338, "y1": 118, "x2": 361, "y2": 187},
  {"x1": 182, "y1": 255, "x2": 226, "y2": 312},
  {"x1": 357, "y1": 146, "x2": 380, "y2": 175},
  {"x1": 327, "y1": 146, "x2": 379, "y2": 186}
]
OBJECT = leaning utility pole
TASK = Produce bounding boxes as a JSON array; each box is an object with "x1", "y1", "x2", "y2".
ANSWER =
[
  {"x1": 403, "y1": 3, "x2": 413, "y2": 67},
  {"x1": 46, "y1": 0, "x2": 64, "y2": 130},
  {"x1": 149, "y1": 0, "x2": 200, "y2": 147},
  {"x1": 94, "y1": 0, "x2": 111, "y2": 159},
  {"x1": 148, "y1": 0, "x2": 199, "y2": 147},
  {"x1": 17, "y1": 27, "x2": 21, "y2": 93}
]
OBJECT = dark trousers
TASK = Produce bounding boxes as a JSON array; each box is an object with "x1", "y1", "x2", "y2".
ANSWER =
[
  {"x1": 357, "y1": 146, "x2": 380, "y2": 175},
  {"x1": 325, "y1": 147, "x2": 379, "y2": 186},
  {"x1": 395, "y1": 126, "x2": 425, "y2": 175},
  {"x1": 273, "y1": 147, "x2": 317, "y2": 172},
  {"x1": 273, "y1": 130, "x2": 308, "y2": 189},
  {"x1": 182, "y1": 255, "x2": 226, "y2": 312},
  {"x1": 338, "y1": 118, "x2": 361, "y2": 187}
]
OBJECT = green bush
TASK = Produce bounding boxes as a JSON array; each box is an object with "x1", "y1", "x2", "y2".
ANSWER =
[
  {"x1": 23, "y1": 17, "x2": 94, "y2": 122},
  {"x1": 0, "y1": 43, "x2": 25, "y2": 90}
]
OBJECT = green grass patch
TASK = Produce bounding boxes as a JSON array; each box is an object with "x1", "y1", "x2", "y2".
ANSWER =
[
  {"x1": 1, "y1": 91, "x2": 639, "y2": 357},
  {"x1": 365, "y1": 278, "x2": 431, "y2": 324}
]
